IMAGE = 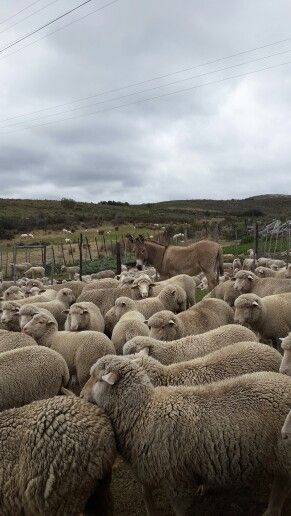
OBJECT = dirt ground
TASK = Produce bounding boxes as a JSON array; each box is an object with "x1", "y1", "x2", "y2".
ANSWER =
[{"x1": 111, "y1": 457, "x2": 291, "y2": 516}]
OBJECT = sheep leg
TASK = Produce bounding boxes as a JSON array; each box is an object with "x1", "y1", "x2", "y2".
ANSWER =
[
  {"x1": 263, "y1": 475, "x2": 291, "y2": 516},
  {"x1": 143, "y1": 484, "x2": 161, "y2": 516},
  {"x1": 84, "y1": 471, "x2": 113, "y2": 516}
]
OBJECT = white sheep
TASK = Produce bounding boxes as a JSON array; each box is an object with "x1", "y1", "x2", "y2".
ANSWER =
[
  {"x1": 111, "y1": 311, "x2": 150, "y2": 354},
  {"x1": 147, "y1": 298, "x2": 234, "y2": 341},
  {"x1": 88, "y1": 356, "x2": 291, "y2": 516},
  {"x1": 64, "y1": 301, "x2": 104, "y2": 332},
  {"x1": 22, "y1": 311, "x2": 115, "y2": 389},
  {"x1": 0, "y1": 345, "x2": 69, "y2": 410},
  {"x1": 123, "y1": 324, "x2": 258, "y2": 364},
  {"x1": 131, "y1": 341, "x2": 282, "y2": 386},
  {"x1": 24, "y1": 266, "x2": 45, "y2": 279}
]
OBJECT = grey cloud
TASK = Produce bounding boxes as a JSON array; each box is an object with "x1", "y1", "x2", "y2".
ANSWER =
[{"x1": 0, "y1": 0, "x2": 291, "y2": 203}]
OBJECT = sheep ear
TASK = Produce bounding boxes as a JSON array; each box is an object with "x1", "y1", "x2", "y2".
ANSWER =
[
  {"x1": 39, "y1": 289, "x2": 46, "y2": 293},
  {"x1": 248, "y1": 275, "x2": 254, "y2": 281},
  {"x1": 82, "y1": 309, "x2": 89, "y2": 314},
  {"x1": 149, "y1": 283, "x2": 155, "y2": 287},
  {"x1": 137, "y1": 347, "x2": 149, "y2": 356},
  {"x1": 171, "y1": 289, "x2": 176, "y2": 295},
  {"x1": 102, "y1": 372, "x2": 119, "y2": 385},
  {"x1": 62, "y1": 309, "x2": 69, "y2": 314},
  {"x1": 131, "y1": 284, "x2": 139, "y2": 289},
  {"x1": 116, "y1": 275, "x2": 121, "y2": 280},
  {"x1": 144, "y1": 320, "x2": 149, "y2": 326},
  {"x1": 168, "y1": 319, "x2": 176, "y2": 326},
  {"x1": 252, "y1": 301, "x2": 259, "y2": 307}
]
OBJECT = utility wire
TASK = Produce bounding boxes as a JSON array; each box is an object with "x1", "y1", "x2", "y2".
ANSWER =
[
  {"x1": 2, "y1": 46, "x2": 291, "y2": 130},
  {"x1": 0, "y1": 0, "x2": 121, "y2": 60},
  {"x1": 1, "y1": 34, "x2": 291, "y2": 124},
  {"x1": 0, "y1": 0, "x2": 62, "y2": 37},
  {"x1": 0, "y1": 0, "x2": 44, "y2": 26},
  {"x1": 0, "y1": 0, "x2": 93, "y2": 54},
  {"x1": 4, "y1": 57, "x2": 291, "y2": 135}
]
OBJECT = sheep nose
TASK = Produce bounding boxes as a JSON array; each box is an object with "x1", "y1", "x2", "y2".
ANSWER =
[
  {"x1": 279, "y1": 367, "x2": 291, "y2": 375},
  {"x1": 282, "y1": 431, "x2": 289, "y2": 440}
]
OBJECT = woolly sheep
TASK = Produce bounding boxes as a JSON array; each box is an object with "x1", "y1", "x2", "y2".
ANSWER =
[
  {"x1": 147, "y1": 298, "x2": 234, "y2": 341},
  {"x1": 233, "y1": 258, "x2": 242, "y2": 270},
  {"x1": 21, "y1": 288, "x2": 75, "y2": 329},
  {"x1": 131, "y1": 273, "x2": 196, "y2": 307},
  {"x1": 255, "y1": 266, "x2": 276, "y2": 278},
  {"x1": 22, "y1": 311, "x2": 115, "y2": 388},
  {"x1": 82, "y1": 278, "x2": 119, "y2": 291},
  {"x1": 0, "y1": 345, "x2": 69, "y2": 410},
  {"x1": 223, "y1": 253, "x2": 235, "y2": 261},
  {"x1": 0, "y1": 329, "x2": 36, "y2": 353},
  {"x1": 0, "y1": 301, "x2": 21, "y2": 331},
  {"x1": 234, "y1": 292, "x2": 291, "y2": 346},
  {"x1": 61, "y1": 265, "x2": 80, "y2": 280},
  {"x1": 114, "y1": 284, "x2": 187, "y2": 321},
  {"x1": 51, "y1": 280, "x2": 85, "y2": 299},
  {"x1": 257, "y1": 257, "x2": 286, "y2": 268},
  {"x1": 77, "y1": 284, "x2": 149, "y2": 316},
  {"x1": 10, "y1": 262, "x2": 32, "y2": 276},
  {"x1": 130, "y1": 342, "x2": 281, "y2": 386},
  {"x1": 205, "y1": 279, "x2": 239, "y2": 307},
  {"x1": 0, "y1": 396, "x2": 116, "y2": 515},
  {"x1": 234, "y1": 270, "x2": 291, "y2": 297},
  {"x1": 88, "y1": 356, "x2": 291, "y2": 516},
  {"x1": 123, "y1": 324, "x2": 258, "y2": 364},
  {"x1": 64, "y1": 301, "x2": 104, "y2": 332},
  {"x1": 111, "y1": 311, "x2": 150, "y2": 354},
  {"x1": 242, "y1": 258, "x2": 256, "y2": 270},
  {"x1": 24, "y1": 266, "x2": 45, "y2": 279},
  {"x1": 2, "y1": 285, "x2": 25, "y2": 301},
  {"x1": 279, "y1": 332, "x2": 291, "y2": 376},
  {"x1": 91, "y1": 269, "x2": 115, "y2": 279}
]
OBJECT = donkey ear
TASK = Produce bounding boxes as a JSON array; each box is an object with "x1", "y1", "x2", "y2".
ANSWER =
[
  {"x1": 125, "y1": 234, "x2": 134, "y2": 243},
  {"x1": 138, "y1": 234, "x2": 145, "y2": 242}
]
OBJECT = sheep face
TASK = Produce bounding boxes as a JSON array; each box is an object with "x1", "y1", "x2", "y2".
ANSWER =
[
  {"x1": 57, "y1": 288, "x2": 75, "y2": 305},
  {"x1": 131, "y1": 275, "x2": 154, "y2": 299},
  {"x1": 234, "y1": 272, "x2": 255, "y2": 293},
  {"x1": 22, "y1": 313, "x2": 57, "y2": 339},
  {"x1": 89, "y1": 354, "x2": 152, "y2": 407},
  {"x1": 66, "y1": 305, "x2": 89, "y2": 331},
  {"x1": 114, "y1": 297, "x2": 134, "y2": 319},
  {"x1": 0, "y1": 304, "x2": 20, "y2": 329},
  {"x1": 280, "y1": 349, "x2": 291, "y2": 376},
  {"x1": 234, "y1": 297, "x2": 262, "y2": 326},
  {"x1": 123, "y1": 338, "x2": 151, "y2": 356},
  {"x1": 4, "y1": 286, "x2": 25, "y2": 301},
  {"x1": 147, "y1": 312, "x2": 180, "y2": 341}
]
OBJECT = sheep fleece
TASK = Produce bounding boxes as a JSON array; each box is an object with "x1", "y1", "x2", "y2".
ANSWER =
[{"x1": 0, "y1": 396, "x2": 116, "y2": 515}]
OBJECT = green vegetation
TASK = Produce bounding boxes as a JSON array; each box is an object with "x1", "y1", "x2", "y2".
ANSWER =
[{"x1": 0, "y1": 194, "x2": 290, "y2": 241}]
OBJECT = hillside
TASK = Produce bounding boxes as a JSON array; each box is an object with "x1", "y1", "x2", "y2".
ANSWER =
[{"x1": 0, "y1": 195, "x2": 290, "y2": 240}]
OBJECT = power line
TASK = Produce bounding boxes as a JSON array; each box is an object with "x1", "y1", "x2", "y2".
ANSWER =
[
  {"x1": 0, "y1": 0, "x2": 44, "y2": 26},
  {"x1": 0, "y1": 0, "x2": 62, "y2": 37},
  {"x1": 5, "y1": 57, "x2": 291, "y2": 135},
  {"x1": 0, "y1": 0, "x2": 122, "y2": 60},
  {"x1": 1, "y1": 34, "x2": 291, "y2": 124},
  {"x1": 2, "y1": 46, "x2": 291, "y2": 130},
  {"x1": 0, "y1": 0, "x2": 93, "y2": 54}
]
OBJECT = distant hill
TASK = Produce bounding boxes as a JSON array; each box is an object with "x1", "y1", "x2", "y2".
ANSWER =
[{"x1": 0, "y1": 195, "x2": 290, "y2": 239}]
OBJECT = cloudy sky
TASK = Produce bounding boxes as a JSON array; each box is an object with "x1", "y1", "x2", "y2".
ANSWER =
[{"x1": 1, "y1": 0, "x2": 291, "y2": 203}]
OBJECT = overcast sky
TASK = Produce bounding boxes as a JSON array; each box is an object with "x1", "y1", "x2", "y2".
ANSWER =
[{"x1": 1, "y1": 0, "x2": 291, "y2": 203}]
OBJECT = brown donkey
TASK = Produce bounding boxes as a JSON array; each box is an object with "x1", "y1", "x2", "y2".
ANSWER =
[{"x1": 127, "y1": 235, "x2": 224, "y2": 289}]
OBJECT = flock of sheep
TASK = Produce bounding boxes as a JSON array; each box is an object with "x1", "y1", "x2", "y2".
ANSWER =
[{"x1": 0, "y1": 240, "x2": 290, "y2": 516}]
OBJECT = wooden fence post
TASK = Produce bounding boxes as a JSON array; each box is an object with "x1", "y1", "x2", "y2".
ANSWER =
[
  {"x1": 103, "y1": 235, "x2": 108, "y2": 257},
  {"x1": 5, "y1": 247, "x2": 8, "y2": 278},
  {"x1": 116, "y1": 242, "x2": 121, "y2": 275},
  {"x1": 95, "y1": 237, "x2": 100, "y2": 259},
  {"x1": 12, "y1": 245, "x2": 17, "y2": 284},
  {"x1": 50, "y1": 245, "x2": 55, "y2": 285},
  {"x1": 85, "y1": 237, "x2": 92, "y2": 261},
  {"x1": 69, "y1": 242, "x2": 75, "y2": 264},
  {"x1": 79, "y1": 233, "x2": 83, "y2": 281},
  {"x1": 61, "y1": 244, "x2": 66, "y2": 265}
]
